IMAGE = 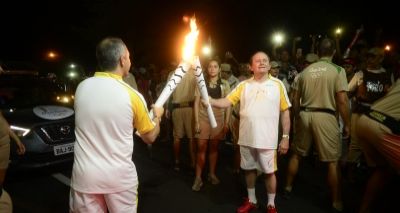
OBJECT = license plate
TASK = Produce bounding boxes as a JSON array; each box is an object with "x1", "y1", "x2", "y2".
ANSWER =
[{"x1": 53, "y1": 143, "x2": 74, "y2": 156}]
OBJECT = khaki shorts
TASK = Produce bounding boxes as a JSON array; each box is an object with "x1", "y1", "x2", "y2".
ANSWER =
[
  {"x1": 172, "y1": 107, "x2": 193, "y2": 139},
  {"x1": 357, "y1": 115, "x2": 400, "y2": 172},
  {"x1": 0, "y1": 189, "x2": 12, "y2": 213},
  {"x1": 240, "y1": 146, "x2": 277, "y2": 174},
  {"x1": 292, "y1": 111, "x2": 341, "y2": 162},
  {"x1": 69, "y1": 184, "x2": 138, "y2": 213},
  {"x1": 196, "y1": 115, "x2": 225, "y2": 140},
  {"x1": 0, "y1": 143, "x2": 10, "y2": 169}
]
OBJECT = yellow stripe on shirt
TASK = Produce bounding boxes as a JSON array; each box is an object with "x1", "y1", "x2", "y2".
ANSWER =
[{"x1": 95, "y1": 72, "x2": 155, "y2": 134}]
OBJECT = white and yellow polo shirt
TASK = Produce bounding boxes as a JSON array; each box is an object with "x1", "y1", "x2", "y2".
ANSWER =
[
  {"x1": 227, "y1": 75, "x2": 291, "y2": 149},
  {"x1": 71, "y1": 72, "x2": 154, "y2": 193}
]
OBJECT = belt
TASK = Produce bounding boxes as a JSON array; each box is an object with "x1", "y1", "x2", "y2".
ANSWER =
[
  {"x1": 300, "y1": 107, "x2": 336, "y2": 116},
  {"x1": 357, "y1": 101, "x2": 372, "y2": 107},
  {"x1": 172, "y1": 101, "x2": 194, "y2": 108},
  {"x1": 366, "y1": 110, "x2": 400, "y2": 135},
  {"x1": 353, "y1": 101, "x2": 372, "y2": 113}
]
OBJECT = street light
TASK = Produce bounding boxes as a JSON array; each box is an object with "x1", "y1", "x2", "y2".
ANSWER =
[
  {"x1": 47, "y1": 51, "x2": 58, "y2": 60},
  {"x1": 202, "y1": 45, "x2": 212, "y2": 56},
  {"x1": 335, "y1": 27, "x2": 342, "y2": 35},
  {"x1": 384, "y1": 45, "x2": 391, "y2": 51},
  {"x1": 69, "y1": 63, "x2": 76, "y2": 69},
  {"x1": 68, "y1": 71, "x2": 77, "y2": 78},
  {"x1": 272, "y1": 32, "x2": 284, "y2": 46}
]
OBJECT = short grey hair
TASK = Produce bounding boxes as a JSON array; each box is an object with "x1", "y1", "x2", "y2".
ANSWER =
[{"x1": 96, "y1": 37, "x2": 127, "y2": 71}]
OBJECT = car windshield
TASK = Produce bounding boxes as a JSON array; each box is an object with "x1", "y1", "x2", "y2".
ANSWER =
[{"x1": 0, "y1": 75, "x2": 68, "y2": 109}]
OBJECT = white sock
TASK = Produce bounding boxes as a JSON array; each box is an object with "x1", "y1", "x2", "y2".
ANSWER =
[
  {"x1": 247, "y1": 188, "x2": 257, "y2": 204},
  {"x1": 267, "y1": 193, "x2": 275, "y2": 207}
]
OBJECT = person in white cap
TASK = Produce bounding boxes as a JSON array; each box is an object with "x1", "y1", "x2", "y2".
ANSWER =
[
  {"x1": 270, "y1": 61, "x2": 290, "y2": 92},
  {"x1": 220, "y1": 63, "x2": 240, "y2": 90}
]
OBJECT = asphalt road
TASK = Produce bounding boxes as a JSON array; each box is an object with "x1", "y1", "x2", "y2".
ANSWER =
[{"x1": 4, "y1": 137, "x2": 399, "y2": 213}]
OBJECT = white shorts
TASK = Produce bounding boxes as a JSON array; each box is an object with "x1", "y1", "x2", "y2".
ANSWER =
[
  {"x1": 240, "y1": 146, "x2": 277, "y2": 174},
  {"x1": 69, "y1": 184, "x2": 138, "y2": 213}
]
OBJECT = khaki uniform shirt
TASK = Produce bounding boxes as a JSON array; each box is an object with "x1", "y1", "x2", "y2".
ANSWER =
[{"x1": 295, "y1": 57, "x2": 348, "y2": 111}]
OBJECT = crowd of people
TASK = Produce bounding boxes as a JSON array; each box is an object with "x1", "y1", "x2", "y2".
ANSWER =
[
  {"x1": 1, "y1": 29, "x2": 399, "y2": 213},
  {"x1": 117, "y1": 32, "x2": 398, "y2": 213}
]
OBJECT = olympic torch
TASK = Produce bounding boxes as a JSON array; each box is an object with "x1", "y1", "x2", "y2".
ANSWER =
[
  {"x1": 149, "y1": 17, "x2": 198, "y2": 119},
  {"x1": 193, "y1": 56, "x2": 217, "y2": 128}
]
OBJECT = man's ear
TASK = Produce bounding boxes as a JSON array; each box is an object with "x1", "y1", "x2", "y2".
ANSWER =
[{"x1": 119, "y1": 56, "x2": 125, "y2": 67}]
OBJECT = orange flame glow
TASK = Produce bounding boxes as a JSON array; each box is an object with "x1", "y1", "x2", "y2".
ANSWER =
[{"x1": 182, "y1": 17, "x2": 199, "y2": 62}]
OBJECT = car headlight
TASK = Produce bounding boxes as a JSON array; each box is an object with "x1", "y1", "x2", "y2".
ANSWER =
[
  {"x1": 10, "y1": 125, "x2": 31, "y2": 137},
  {"x1": 56, "y1": 95, "x2": 74, "y2": 104}
]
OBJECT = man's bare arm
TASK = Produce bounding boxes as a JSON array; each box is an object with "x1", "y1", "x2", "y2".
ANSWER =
[
  {"x1": 336, "y1": 91, "x2": 350, "y2": 139},
  {"x1": 208, "y1": 97, "x2": 232, "y2": 109},
  {"x1": 140, "y1": 105, "x2": 164, "y2": 144}
]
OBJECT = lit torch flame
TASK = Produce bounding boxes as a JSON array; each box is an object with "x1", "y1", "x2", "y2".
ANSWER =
[{"x1": 182, "y1": 17, "x2": 199, "y2": 62}]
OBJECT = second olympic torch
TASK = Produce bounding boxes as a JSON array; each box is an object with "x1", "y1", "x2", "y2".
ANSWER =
[{"x1": 193, "y1": 56, "x2": 217, "y2": 128}]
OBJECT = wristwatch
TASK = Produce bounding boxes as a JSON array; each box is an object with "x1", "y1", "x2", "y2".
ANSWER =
[{"x1": 282, "y1": 134, "x2": 290, "y2": 139}]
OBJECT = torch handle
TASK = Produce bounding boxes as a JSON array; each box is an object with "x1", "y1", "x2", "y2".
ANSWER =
[
  {"x1": 193, "y1": 57, "x2": 217, "y2": 128},
  {"x1": 343, "y1": 26, "x2": 363, "y2": 59},
  {"x1": 151, "y1": 62, "x2": 191, "y2": 114},
  {"x1": 206, "y1": 102, "x2": 218, "y2": 128},
  {"x1": 198, "y1": 85, "x2": 217, "y2": 128},
  {"x1": 140, "y1": 61, "x2": 191, "y2": 132}
]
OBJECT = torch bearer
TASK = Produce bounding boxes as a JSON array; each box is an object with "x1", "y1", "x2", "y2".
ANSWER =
[{"x1": 193, "y1": 56, "x2": 217, "y2": 128}]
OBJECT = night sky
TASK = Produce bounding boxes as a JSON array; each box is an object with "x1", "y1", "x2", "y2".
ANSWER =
[{"x1": 0, "y1": 0, "x2": 397, "y2": 72}]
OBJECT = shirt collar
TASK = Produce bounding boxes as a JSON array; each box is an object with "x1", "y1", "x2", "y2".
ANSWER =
[
  {"x1": 94, "y1": 72, "x2": 123, "y2": 80},
  {"x1": 319, "y1": 56, "x2": 332, "y2": 62}
]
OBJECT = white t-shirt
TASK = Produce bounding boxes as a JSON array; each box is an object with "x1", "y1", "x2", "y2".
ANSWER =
[
  {"x1": 71, "y1": 72, "x2": 155, "y2": 193},
  {"x1": 227, "y1": 75, "x2": 291, "y2": 149}
]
